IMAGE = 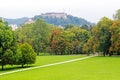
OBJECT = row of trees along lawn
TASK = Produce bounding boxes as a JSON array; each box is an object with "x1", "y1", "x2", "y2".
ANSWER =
[
  {"x1": 0, "y1": 20, "x2": 36, "y2": 70},
  {"x1": 15, "y1": 9, "x2": 120, "y2": 56},
  {"x1": 15, "y1": 19, "x2": 91, "y2": 55},
  {"x1": 1, "y1": 9, "x2": 120, "y2": 70}
]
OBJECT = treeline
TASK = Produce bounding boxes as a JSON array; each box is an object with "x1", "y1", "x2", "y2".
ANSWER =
[
  {"x1": 0, "y1": 20, "x2": 36, "y2": 70},
  {"x1": 15, "y1": 9, "x2": 120, "y2": 56},
  {"x1": 15, "y1": 19, "x2": 91, "y2": 55},
  {"x1": 1, "y1": 9, "x2": 120, "y2": 70}
]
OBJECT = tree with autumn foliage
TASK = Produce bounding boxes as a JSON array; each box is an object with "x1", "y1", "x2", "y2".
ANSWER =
[
  {"x1": 91, "y1": 17, "x2": 113, "y2": 56},
  {"x1": 83, "y1": 37, "x2": 94, "y2": 55},
  {"x1": 109, "y1": 20, "x2": 120, "y2": 55},
  {"x1": 50, "y1": 28, "x2": 62, "y2": 54},
  {"x1": 68, "y1": 27, "x2": 91, "y2": 54},
  {"x1": 50, "y1": 26, "x2": 90, "y2": 55}
]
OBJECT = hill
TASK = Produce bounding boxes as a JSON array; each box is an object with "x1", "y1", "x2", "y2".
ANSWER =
[
  {"x1": 3, "y1": 17, "x2": 29, "y2": 26},
  {"x1": 2, "y1": 13, "x2": 92, "y2": 27},
  {"x1": 34, "y1": 13, "x2": 92, "y2": 26}
]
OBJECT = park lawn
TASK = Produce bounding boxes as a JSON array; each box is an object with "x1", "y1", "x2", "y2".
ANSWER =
[
  {"x1": 0, "y1": 55, "x2": 86, "y2": 73},
  {"x1": 1, "y1": 56, "x2": 120, "y2": 80}
]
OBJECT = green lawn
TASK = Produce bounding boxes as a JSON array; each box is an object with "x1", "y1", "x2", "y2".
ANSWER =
[
  {"x1": 1, "y1": 56, "x2": 120, "y2": 80},
  {"x1": 0, "y1": 55, "x2": 85, "y2": 73}
]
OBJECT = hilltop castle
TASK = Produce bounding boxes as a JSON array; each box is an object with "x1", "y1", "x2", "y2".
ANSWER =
[{"x1": 41, "y1": 12, "x2": 67, "y2": 19}]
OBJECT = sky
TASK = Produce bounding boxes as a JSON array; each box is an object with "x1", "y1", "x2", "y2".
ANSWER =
[{"x1": 0, "y1": 0, "x2": 120, "y2": 23}]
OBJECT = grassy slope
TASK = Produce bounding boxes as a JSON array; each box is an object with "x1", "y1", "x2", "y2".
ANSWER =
[
  {"x1": 0, "y1": 55, "x2": 85, "y2": 73},
  {"x1": 1, "y1": 56, "x2": 120, "y2": 80}
]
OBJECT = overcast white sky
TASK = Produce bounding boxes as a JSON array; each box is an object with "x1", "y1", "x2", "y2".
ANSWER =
[{"x1": 0, "y1": 0, "x2": 120, "y2": 23}]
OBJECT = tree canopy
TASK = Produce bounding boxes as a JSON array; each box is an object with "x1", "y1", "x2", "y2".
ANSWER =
[
  {"x1": 18, "y1": 43, "x2": 36, "y2": 67},
  {"x1": 0, "y1": 20, "x2": 18, "y2": 69}
]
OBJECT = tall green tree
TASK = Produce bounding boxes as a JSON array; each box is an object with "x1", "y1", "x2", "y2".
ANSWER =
[
  {"x1": 0, "y1": 20, "x2": 17, "y2": 70},
  {"x1": 92, "y1": 17, "x2": 113, "y2": 56},
  {"x1": 16, "y1": 19, "x2": 51, "y2": 55},
  {"x1": 32, "y1": 19, "x2": 51, "y2": 54}
]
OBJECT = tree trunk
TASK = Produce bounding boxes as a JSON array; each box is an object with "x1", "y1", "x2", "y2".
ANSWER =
[
  {"x1": 109, "y1": 52, "x2": 112, "y2": 56},
  {"x1": 103, "y1": 52, "x2": 105, "y2": 56},
  {"x1": 22, "y1": 64, "x2": 24, "y2": 68},
  {"x1": 117, "y1": 52, "x2": 120, "y2": 55},
  {"x1": 2, "y1": 65, "x2": 4, "y2": 70}
]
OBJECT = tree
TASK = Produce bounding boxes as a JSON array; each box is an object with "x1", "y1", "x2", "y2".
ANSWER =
[
  {"x1": 50, "y1": 28, "x2": 62, "y2": 54},
  {"x1": 92, "y1": 17, "x2": 113, "y2": 56},
  {"x1": 83, "y1": 37, "x2": 94, "y2": 55},
  {"x1": 16, "y1": 23, "x2": 34, "y2": 44},
  {"x1": 0, "y1": 20, "x2": 17, "y2": 70},
  {"x1": 64, "y1": 24, "x2": 74, "y2": 30},
  {"x1": 69, "y1": 27, "x2": 90, "y2": 54},
  {"x1": 18, "y1": 43, "x2": 36, "y2": 67},
  {"x1": 60, "y1": 30, "x2": 75, "y2": 54},
  {"x1": 32, "y1": 19, "x2": 51, "y2": 53},
  {"x1": 16, "y1": 19, "x2": 51, "y2": 55},
  {"x1": 109, "y1": 20, "x2": 120, "y2": 55},
  {"x1": 113, "y1": 9, "x2": 120, "y2": 20},
  {"x1": 81, "y1": 24, "x2": 93, "y2": 31}
]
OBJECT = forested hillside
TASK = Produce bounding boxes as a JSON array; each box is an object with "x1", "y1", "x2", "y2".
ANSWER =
[
  {"x1": 2, "y1": 13, "x2": 92, "y2": 27},
  {"x1": 34, "y1": 14, "x2": 91, "y2": 26},
  {"x1": 3, "y1": 17, "x2": 29, "y2": 26}
]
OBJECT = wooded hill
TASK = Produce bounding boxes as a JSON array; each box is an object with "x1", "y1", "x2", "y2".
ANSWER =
[{"x1": 2, "y1": 13, "x2": 92, "y2": 27}]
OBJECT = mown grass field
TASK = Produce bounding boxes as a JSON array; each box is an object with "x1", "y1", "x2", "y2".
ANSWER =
[
  {"x1": 1, "y1": 55, "x2": 120, "y2": 80},
  {"x1": 0, "y1": 55, "x2": 85, "y2": 74}
]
